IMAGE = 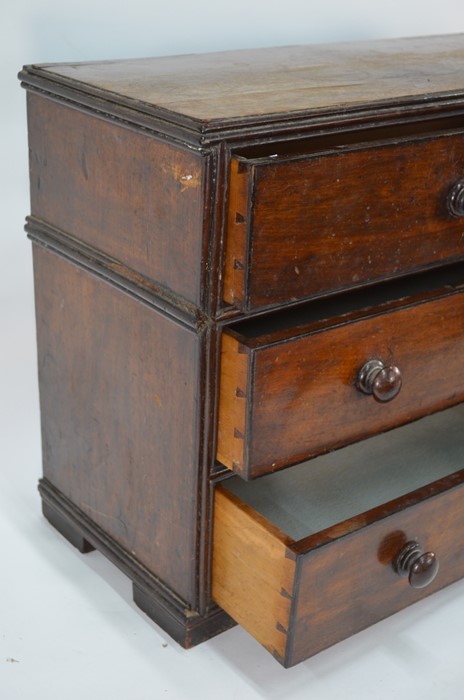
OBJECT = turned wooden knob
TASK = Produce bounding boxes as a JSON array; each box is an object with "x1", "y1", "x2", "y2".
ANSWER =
[
  {"x1": 447, "y1": 180, "x2": 464, "y2": 217},
  {"x1": 357, "y1": 359, "x2": 402, "y2": 402},
  {"x1": 393, "y1": 541, "x2": 439, "y2": 589}
]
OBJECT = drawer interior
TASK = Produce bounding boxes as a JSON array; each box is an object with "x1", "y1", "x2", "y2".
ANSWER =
[
  {"x1": 234, "y1": 113, "x2": 464, "y2": 162},
  {"x1": 222, "y1": 403, "x2": 464, "y2": 540},
  {"x1": 228, "y1": 260, "x2": 464, "y2": 341},
  {"x1": 213, "y1": 404, "x2": 464, "y2": 666}
]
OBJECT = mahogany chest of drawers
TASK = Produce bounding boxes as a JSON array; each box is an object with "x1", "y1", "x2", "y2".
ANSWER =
[{"x1": 20, "y1": 34, "x2": 464, "y2": 667}]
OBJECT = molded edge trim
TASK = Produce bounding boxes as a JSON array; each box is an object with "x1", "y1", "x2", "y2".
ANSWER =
[
  {"x1": 26, "y1": 217, "x2": 206, "y2": 332},
  {"x1": 39, "y1": 478, "x2": 235, "y2": 648}
]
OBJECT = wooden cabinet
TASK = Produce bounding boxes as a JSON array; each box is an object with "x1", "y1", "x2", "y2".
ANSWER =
[{"x1": 20, "y1": 33, "x2": 464, "y2": 667}]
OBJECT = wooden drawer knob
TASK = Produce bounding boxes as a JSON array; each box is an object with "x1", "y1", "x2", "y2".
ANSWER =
[
  {"x1": 357, "y1": 359, "x2": 402, "y2": 402},
  {"x1": 393, "y1": 541, "x2": 439, "y2": 589},
  {"x1": 447, "y1": 180, "x2": 464, "y2": 217}
]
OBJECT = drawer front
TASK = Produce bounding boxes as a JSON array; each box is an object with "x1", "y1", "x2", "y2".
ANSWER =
[
  {"x1": 212, "y1": 468, "x2": 464, "y2": 667},
  {"x1": 224, "y1": 132, "x2": 464, "y2": 311},
  {"x1": 217, "y1": 287, "x2": 464, "y2": 479}
]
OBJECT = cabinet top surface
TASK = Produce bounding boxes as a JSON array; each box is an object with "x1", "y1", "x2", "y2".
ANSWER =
[{"x1": 24, "y1": 34, "x2": 464, "y2": 125}]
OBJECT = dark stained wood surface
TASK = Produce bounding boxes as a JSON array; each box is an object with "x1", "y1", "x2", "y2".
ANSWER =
[
  {"x1": 23, "y1": 35, "x2": 464, "y2": 123},
  {"x1": 214, "y1": 467, "x2": 464, "y2": 667},
  {"x1": 33, "y1": 245, "x2": 201, "y2": 604},
  {"x1": 218, "y1": 283, "x2": 464, "y2": 478},
  {"x1": 27, "y1": 92, "x2": 207, "y2": 306},
  {"x1": 290, "y1": 469, "x2": 464, "y2": 665},
  {"x1": 39, "y1": 478, "x2": 236, "y2": 647},
  {"x1": 226, "y1": 130, "x2": 464, "y2": 310}
]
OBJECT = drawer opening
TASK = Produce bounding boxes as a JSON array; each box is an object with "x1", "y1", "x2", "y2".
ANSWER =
[
  {"x1": 233, "y1": 113, "x2": 464, "y2": 162},
  {"x1": 213, "y1": 404, "x2": 464, "y2": 666},
  {"x1": 220, "y1": 403, "x2": 464, "y2": 541},
  {"x1": 227, "y1": 259, "x2": 464, "y2": 342}
]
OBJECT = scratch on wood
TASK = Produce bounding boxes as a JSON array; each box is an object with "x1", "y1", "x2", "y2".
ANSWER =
[{"x1": 81, "y1": 503, "x2": 129, "y2": 535}]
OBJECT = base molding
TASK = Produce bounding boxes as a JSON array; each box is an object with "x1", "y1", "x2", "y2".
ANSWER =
[{"x1": 39, "y1": 478, "x2": 235, "y2": 648}]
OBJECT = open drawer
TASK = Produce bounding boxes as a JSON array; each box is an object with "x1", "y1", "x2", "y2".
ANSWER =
[
  {"x1": 223, "y1": 119, "x2": 464, "y2": 311},
  {"x1": 217, "y1": 263, "x2": 464, "y2": 479},
  {"x1": 212, "y1": 404, "x2": 464, "y2": 667}
]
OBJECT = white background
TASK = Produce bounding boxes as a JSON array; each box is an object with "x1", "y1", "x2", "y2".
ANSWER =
[{"x1": 2, "y1": 2, "x2": 464, "y2": 698}]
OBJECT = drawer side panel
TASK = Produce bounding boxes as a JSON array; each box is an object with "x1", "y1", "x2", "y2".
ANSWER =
[
  {"x1": 212, "y1": 487, "x2": 296, "y2": 663},
  {"x1": 223, "y1": 158, "x2": 250, "y2": 307},
  {"x1": 216, "y1": 334, "x2": 251, "y2": 473}
]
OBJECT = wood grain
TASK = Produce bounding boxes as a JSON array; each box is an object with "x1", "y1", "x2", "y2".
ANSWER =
[
  {"x1": 212, "y1": 486, "x2": 295, "y2": 663},
  {"x1": 227, "y1": 131, "x2": 464, "y2": 310},
  {"x1": 216, "y1": 334, "x2": 250, "y2": 474},
  {"x1": 40, "y1": 477, "x2": 236, "y2": 648},
  {"x1": 218, "y1": 285, "x2": 464, "y2": 478},
  {"x1": 25, "y1": 35, "x2": 464, "y2": 123},
  {"x1": 290, "y1": 470, "x2": 464, "y2": 665},
  {"x1": 27, "y1": 92, "x2": 206, "y2": 306},
  {"x1": 33, "y1": 244, "x2": 201, "y2": 604},
  {"x1": 214, "y1": 469, "x2": 464, "y2": 667},
  {"x1": 222, "y1": 158, "x2": 250, "y2": 307}
]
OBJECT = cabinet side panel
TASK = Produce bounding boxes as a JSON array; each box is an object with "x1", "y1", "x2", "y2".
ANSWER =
[
  {"x1": 27, "y1": 92, "x2": 205, "y2": 305},
  {"x1": 33, "y1": 245, "x2": 200, "y2": 604}
]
